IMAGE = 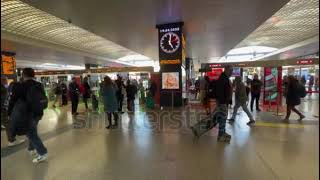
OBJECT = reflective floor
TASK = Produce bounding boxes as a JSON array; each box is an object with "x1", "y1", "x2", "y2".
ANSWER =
[{"x1": 1, "y1": 95, "x2": 319, "y2": 180}]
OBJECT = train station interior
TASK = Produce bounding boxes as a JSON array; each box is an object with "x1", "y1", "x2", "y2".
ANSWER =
[{"x1": 1, "y1": 0, "x2": 319, "y2": 179}]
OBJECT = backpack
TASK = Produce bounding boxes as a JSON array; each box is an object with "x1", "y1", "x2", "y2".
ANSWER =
[
  {"x1": 207, "y1": 80, "x2": 217, "y2": 99},
  {"x1": 26, "y1": 81, "x2": 48, "y2": 116},
  {"x1": 298, "y1": 84, "x2": 307, "y2": 98}
]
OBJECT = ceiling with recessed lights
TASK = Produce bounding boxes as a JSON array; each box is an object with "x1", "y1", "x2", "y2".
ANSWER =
[
  {"x1": 2, "y1": 0, "x2": 317, "y2": 69},
  {"x1": 236, "y1": 0, "x2": 319, "y2": 49},
  {"x1": 1, "y1": 0, "x2": 292, "y2": 69}
]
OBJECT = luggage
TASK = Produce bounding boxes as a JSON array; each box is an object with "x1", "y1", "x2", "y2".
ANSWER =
[
  {"x1": 190, "y1": 110, "x2": 225, "y2": 138},
  {"x1": 146, "y1": 95, "x2": 154, "y2": 109}
]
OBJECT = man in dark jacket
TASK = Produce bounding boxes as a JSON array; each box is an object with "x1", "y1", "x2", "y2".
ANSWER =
[
  {"x1": 115, "y1": 75, "x2": 125, "y2": 113},
  {"x1": 215, "y1": 65, "x2": 233, "y2": 142},
  {"x1": 8, "y1": 68, "x2": 48, "y2": 163},
  {"x1": 250, "y1": 74, "x2": 263, "y2": 112},
  {"x1": 126, "y1": 80, "x2": 137, "y2": 112},
  {"x1": 69, "y1": 77, "x2": 80, "y2": 115}
]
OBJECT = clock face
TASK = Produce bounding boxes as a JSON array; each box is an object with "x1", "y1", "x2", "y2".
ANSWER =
[{"x1": 160, "y1": 32, "x2": 180, "y2": 53}]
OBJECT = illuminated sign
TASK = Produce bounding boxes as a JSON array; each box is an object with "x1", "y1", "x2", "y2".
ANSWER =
[
  {"x1": 160, "y1": 59, "x2": 181, "y2": 65},
  {"x1": 296, "y1": 59, "x2": 313, "y2": 65},
  {"x1": 209, "y1": 64, "x2": 222, "y2": 68},
  {"x1": 1, "y1": 55, "x2": 16, "y2": 75}
]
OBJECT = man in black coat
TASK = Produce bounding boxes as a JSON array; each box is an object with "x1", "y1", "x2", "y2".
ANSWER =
[{"x1": 69, "y1": 77, "x2": 80, "y2": 115}]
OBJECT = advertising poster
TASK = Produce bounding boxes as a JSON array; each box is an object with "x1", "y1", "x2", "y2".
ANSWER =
[
  {"x1": 232, "y1": 67, "x2": 241, "y2": 77},
  {"x1": 263, "y1": 67, "x2": 278, "y2": 105},
  {"x1": 162, "y1": 72, "x2": 179, "y2": 89}
]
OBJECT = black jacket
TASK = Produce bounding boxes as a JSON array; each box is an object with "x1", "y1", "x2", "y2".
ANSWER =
[
  {"x1": 8, "y1": 79, "x2": 44, "y2": 117},
  {"x1": 286, "y1": 83, "x2": 301, "y2": 106},
  {"x1": 215, "y1": 73, "x2": 232, "y2": 104},
  {"x1": 69, "y1": 82, "x2": 80, "y2": 97}
]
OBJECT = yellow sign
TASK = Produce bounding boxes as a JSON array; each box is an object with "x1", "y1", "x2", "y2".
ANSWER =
[
  {"x1": 160, "y1": 59, "x2": 181, "y2": 65},
  {"x1": 1, "y1": 55, "x2": 16, "y2": 75}
]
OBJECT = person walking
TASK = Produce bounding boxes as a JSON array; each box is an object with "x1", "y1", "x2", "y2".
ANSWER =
[
  {"x1": 82, "y1": 77, "x2": 91, "y2": 111},
  {"x1": 61, "y1": 81, "x2": 68, "y2": 105},
  {"x1": 308, "y1": 75, "x2": 314, "y2": 95},
  {"x1": 126, "y1": 80, "x2": 137, "y2": 112},
  {"x1": 8, "y1": 68, "x2": 48, "y2": 163},
  {"x1": 229, "y1": 76, "x2": 255, "y2": 125},
  {"x1": 283, "y1": 76, "x2": 305, "y2": 121},
  {"x1": 250, "y1": 74, "x2": 263, "y2": 112},
  {"x1": 52, "y1": 81, "x2": 62, "y2": 108},
  {"x1": 215, "y1": 65, "x2": 233, "y2": 142},
  {"x1": 1, "y1": 76, "x2": 25, "y2": 147},
  {"x1": 101, "y1": 76, "x2": 119, "y2": 129},
  {"x1": 115, "y1": 75, "x2": 125, "y2": 113},
  {"x1": 69, "y1": 77, "x2": 80, "y2": 115}
]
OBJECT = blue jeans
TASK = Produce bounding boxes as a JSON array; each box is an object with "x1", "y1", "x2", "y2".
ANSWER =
[
  {"x1": 26, "y1": 119, "x2": 47, "y2": 155},
  {"x1": 215, "y1": 104, "x2": 228, "y2": 136}
]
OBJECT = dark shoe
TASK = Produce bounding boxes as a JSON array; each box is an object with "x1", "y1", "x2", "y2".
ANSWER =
[
  {"x1": 247, "y1": 120, "x2": 255, "y2": 126},
  {"x1": 217, "y1": 133, "x2": 231, "y2": 143},
  {"x1": 298, "y1": 115, "x2": 305, "y2": 121},
  {"x1": 228, "y1": 118, "x2": 235, "y2": 123},
  {"x1": 256, "y1": 109, "x2": 261, "y2": 112},
  {"x1": 106, "y1": 125, "x2": 111, "y2": 129}
]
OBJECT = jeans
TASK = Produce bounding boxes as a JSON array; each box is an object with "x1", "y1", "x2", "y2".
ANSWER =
[
  {"x1": 71, "y1": 95, "x2": 79, "y2": 114},
  {"x1": 53, "y1": 94, "x2": 62, "y2": 106},
  {"x1": 1, "y1": 110, "x2": 15, "y2": 142},
  {"x1": 26, "y1": 119, "x2": 47, "y2": 155},
  {"x1": 250, "y1": 93, "x2": 260, "y2": 110},
  {"x1": 231, "y1": 101, "x2": 254, "y2": 121},
  {"x1": 215, "y1": 103, "x2": 228, "y2": 136}
]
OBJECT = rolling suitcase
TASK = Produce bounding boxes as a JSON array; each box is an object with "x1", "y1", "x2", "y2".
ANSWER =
[{"x1": 190, "y1": 110, "x2": 225, "y2": 138}]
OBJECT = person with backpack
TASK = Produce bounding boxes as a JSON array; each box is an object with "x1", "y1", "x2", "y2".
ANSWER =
[
  {"x1": 229, "y1": 76, "x2": 255, "y2": 125},
  {"x1": 283, "y1": 75, "x2": 305, "y2": 121},
  {"x1": 8, "y1": 68, "x2": 48, "y2": 163},
  {"x1": 69, "y1": 77, "x2": 80, "y2": 115}
]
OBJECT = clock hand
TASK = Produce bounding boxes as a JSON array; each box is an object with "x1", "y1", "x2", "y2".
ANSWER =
[{"x1": 168, "y1": 34, "x2": 174, "y2": 49}]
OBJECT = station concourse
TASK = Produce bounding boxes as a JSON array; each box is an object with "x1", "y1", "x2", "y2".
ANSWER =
[{"x1": 1, "y1": 0, "x2": 319, "y2": 179}]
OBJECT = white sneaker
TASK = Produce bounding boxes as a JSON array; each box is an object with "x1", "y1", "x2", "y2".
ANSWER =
[
  {"x1": 28, "y1": 150, "x2": 38, "y2": 157},
  {"x1": 32, "y1": 154, "x2": 48, "y2": 163},
  {"x1": 8, "y1": 139, "x2": 26, "y2": 147}
]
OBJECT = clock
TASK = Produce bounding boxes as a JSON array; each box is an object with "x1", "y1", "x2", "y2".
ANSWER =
[{"x1": 160, "y1": 32, "x2": 180, "y2": 53}]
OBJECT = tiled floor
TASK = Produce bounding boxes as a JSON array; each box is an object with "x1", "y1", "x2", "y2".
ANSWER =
[{"x1": 1, "y1": 96, "x2": 319, "y2": 180}]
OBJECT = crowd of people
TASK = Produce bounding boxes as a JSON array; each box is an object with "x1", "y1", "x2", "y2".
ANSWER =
[{"x1": 0, "y1": 66, "x2": 314, "y2": 163}]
